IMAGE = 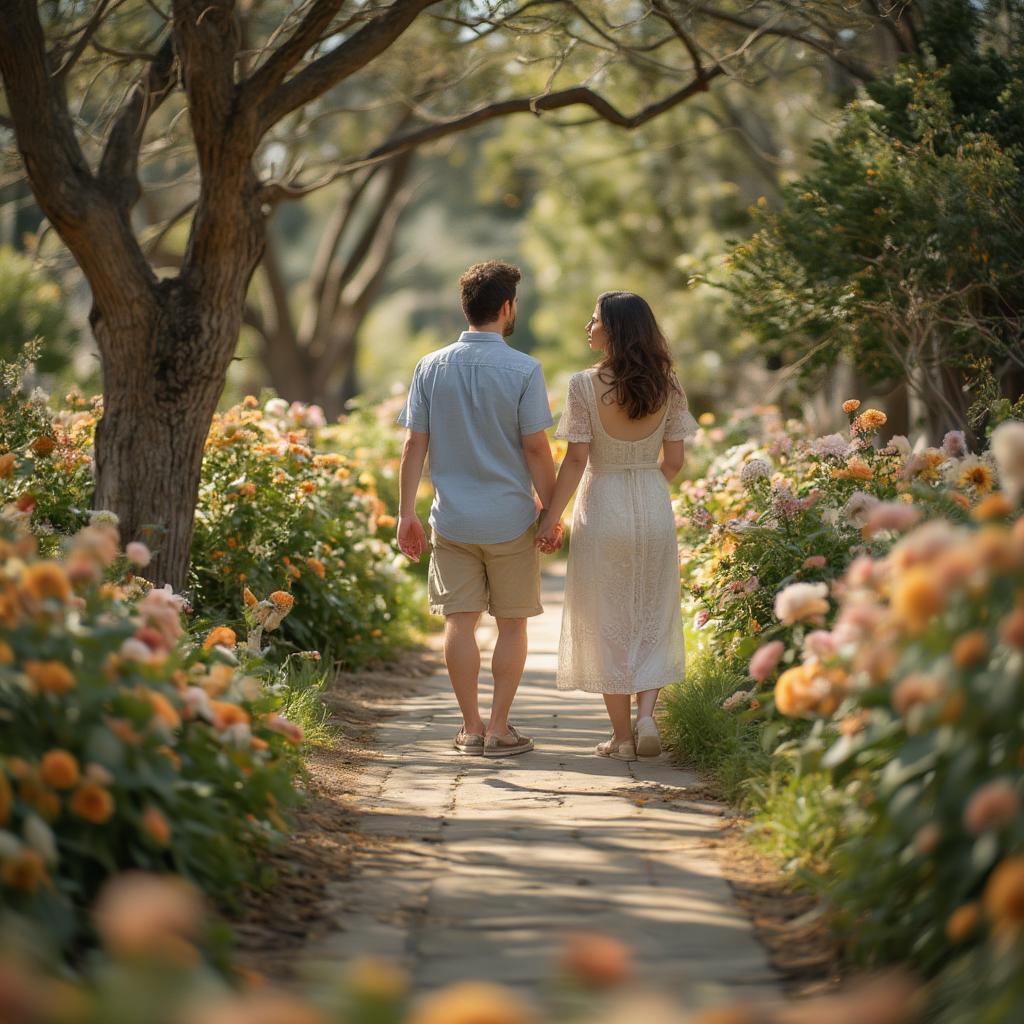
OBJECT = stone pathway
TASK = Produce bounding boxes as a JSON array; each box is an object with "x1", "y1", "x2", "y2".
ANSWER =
[{"x1": 304, "y1": 569, "x2": 779, "y2": 1001}]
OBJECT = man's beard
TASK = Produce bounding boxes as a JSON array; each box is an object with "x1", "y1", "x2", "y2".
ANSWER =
[{"x1": 502, "y1": 314, "x2": 516, "y2": 337}]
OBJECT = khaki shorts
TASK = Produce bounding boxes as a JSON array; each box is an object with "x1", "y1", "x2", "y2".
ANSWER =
[{"x1": 428, "y1": 525, "x2": 543, "y2": 619}]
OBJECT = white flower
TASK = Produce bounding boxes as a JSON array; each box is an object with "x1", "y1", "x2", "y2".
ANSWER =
[
  {"x1": 842, "y1": 490, "x2": 880, "y2": 528},
  {"x1": 740, "y1": 459, "x2": 771, "y2": 486},
  {"x1": 991, "y1": 420, "x2": 1024, "y2": 504},
  {"x1": 89, "y1": 509, "x2": 120, "y2": 527},
  {"x1": 183, "y1": 686, "x2": 213, "y2": 721},
  {"x1": 942, "y1": 430, "x2": 968, "y2": 458},
  {"x1": 812, "y1": 433, "x2": 851, "y2": 460},
  {"x1": 29, "y1": 387, "x2": 50, "y2": 406},
  {"x1": 23, "y1": 814, "x2": 58, "y2": 865},
  {"x1": 774, "y1": 581, "x2": 830, "y2": 625},
  {"x1": 264, "y1": 398, "x2": 289, "y2": 418},
  {"x1": 120, "y1": 638, "x2": 152, "y2": 662}
]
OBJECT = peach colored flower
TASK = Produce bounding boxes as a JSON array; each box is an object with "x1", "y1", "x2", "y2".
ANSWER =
[
  {"x1": 864, "y1": 502, "x2": 922, "y2": 535},
  {"x1": 890, "y1": 567, "x2": 944, "y2": 633},
  {"x1": 210, "y1": 701, "x2": 250, "y2": 730},
  {"x1": 851, "y1": 408, "x2": 887, "y2": 433},
  {"x1": 69, "y1": 783, "x2": 115, "y2": 824},
  {"x1": 952, "y1": 630, "x2": 989, "y2": 669},
  {"x1": 972, "y1": 493, "x2": 1014, "y2": 521},
  {"x1": 142, "y1": 806, "x2": 172, "y2": 847},
  {"x1": 891, "y1": 673, "x2": 946, "y2": 716},
  {"x1": 775, "y1": 663, "x2": 848, "y2": 718},
  {"x1": 842, "y1": 399, "x2": 861, "y2": 413},
  {"x1": 748, "y1": 640, "x2": 785, "y2": 683},
  {"x1": 407, "y1": 982, "x2": 536, "y2": 1024},
  {"x1": 265, "y1": 714, "x2": 303, "y2": 745},
  {"x1": 39, "y1": 750, "x2": 80, "y2": 790},
  {"x1": 139, "y1": 689, "x2": 181, "y2": 731},
  {"x1": 305, "y1": 558, "x2": 326, "y2": 579},
  {"x1": 560, "y1": 932, "x2": 632, "y2": 990},
  {"x1": 0, "y1": 452, "x2": 15, "y2": 478},
  {"x1": 93, "y1": 872, "x2": 205, "y2": 962},
  {"x1": 963, "y1": 779, "x2": 1020, "y2": 835},
  {"x1": 801, "y1": 555, "x2": 826, "y2": 570},
  {"x1": 999, "y1": 609, "x2": 1024, "y2": 648},
  {"x1": 774, "y1": 582, "x2": 829, "y2": 626}
]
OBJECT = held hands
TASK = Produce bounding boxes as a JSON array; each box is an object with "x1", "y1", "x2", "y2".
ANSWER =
[
  {"x1": 536, "y1": 515, "x2": 564, "y2": 553},
  {"x1": 397, "y1": 514, "x2": 427, "y2": 562}
]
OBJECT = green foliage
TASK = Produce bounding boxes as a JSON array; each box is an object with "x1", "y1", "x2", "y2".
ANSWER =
[{"x1": 0, "y1": 248, "x2": 74, "y2": 376}]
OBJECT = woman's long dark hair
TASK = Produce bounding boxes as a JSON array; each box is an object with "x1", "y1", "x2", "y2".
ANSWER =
[{"x1": 595, "y1": 291, "x2": 679, "y2": 419}]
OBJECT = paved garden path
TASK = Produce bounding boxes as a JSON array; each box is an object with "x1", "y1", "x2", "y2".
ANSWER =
[{"x1": 305, "y1": 569, "x2": 779, "y2": 1001}]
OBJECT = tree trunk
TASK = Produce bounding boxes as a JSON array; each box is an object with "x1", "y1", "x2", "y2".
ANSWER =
[{"x1": 92, "y1": 273, "x2": 256, "y2": 591}]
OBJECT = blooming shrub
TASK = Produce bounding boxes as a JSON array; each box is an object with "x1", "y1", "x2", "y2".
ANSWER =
[
  {"x1": 186, "y1": 396, "x2": 422, "y2": 665},
  {"x1": 0, "y1": 524, "x2": 305, "y2": 956}
]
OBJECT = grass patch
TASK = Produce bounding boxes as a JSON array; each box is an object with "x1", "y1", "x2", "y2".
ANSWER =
[{"x1": 661, "y1": 649, "x2": 773, "y2": 806}]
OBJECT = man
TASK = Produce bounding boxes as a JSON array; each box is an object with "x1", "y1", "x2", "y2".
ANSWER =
[{"x1": 397, "y1": 260, "x2": 562, "y2": 757}]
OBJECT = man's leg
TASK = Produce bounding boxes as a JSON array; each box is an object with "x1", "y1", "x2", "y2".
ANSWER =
[
  {"x1": 444, "y1": 612, "x2": 486, "y2": 735},
  {"x1": 488, "y1": 616, "x2": 528, "y2": 738}
]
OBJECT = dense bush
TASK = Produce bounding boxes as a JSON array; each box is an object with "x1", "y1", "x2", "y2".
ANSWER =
[{"x1": 0, "y1": 522, "x2": 308, "y2": 959}]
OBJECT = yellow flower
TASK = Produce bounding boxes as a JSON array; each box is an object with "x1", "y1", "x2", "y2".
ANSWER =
[
  {"x1": 959, "y1": 460, "x2": 995, "y2": 494},
  {"x1": 69, "y1": 783, "x2": 116, "y2": 824},
  {"x1": 39, "y1": 749, "x2": 80, "y2": 790},
  {"x1": 698, "y1": 411, "x2": 716, "y2": 426},
  {"x1": 24, "y1": 660, "x2": 76, "y2": 695}
]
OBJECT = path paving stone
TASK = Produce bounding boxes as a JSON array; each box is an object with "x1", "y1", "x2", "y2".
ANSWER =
[{"x1": 304, "y1": 569, "x2": 780, "y2": 1002}]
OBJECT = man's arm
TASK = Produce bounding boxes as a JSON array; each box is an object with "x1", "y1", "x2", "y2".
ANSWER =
[
  {"x1": 397, "y1": 429, "x2": 429, "y2": 562},
  {"x1": 521, "y1": 429, "x2": 556, "y2": 511}
]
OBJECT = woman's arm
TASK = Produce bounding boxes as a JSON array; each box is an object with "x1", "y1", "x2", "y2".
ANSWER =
[
  {"x1": 537, "y1": 441, "x2": 590, "y2": 542},
  {"x1": 660, "y1": 439, "x2": 685, "y2": 482}
]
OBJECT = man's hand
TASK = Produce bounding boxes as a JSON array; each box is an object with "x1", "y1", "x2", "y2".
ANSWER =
[
  {"x1": 536, "y1": 515, "x2": 564, "y2": 553},
  {"x1": 397, "y1": 515, "x2": 428, "y2": 562}
]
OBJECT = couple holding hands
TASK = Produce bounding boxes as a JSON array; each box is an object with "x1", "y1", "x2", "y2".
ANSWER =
[{"x1": 397, "y1": 260, "x2": 697, "y2": 761}]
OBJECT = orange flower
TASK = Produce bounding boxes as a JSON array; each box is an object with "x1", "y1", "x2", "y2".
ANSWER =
[
  {"x1": 20, "y1": 777, "x2": 61, "y2": 822},
  {"x1": 0, "y1": 452, "x2": 15, "y2": 478},
  {"x1": 0, "y1": 772, "x2": 11, "y2": 825},
  {"x1": 949, "y1": 492, "x2": 971, "y2": 510},
  {"x1": 243, "y1": 587, "x2": 258, "y2": 607},
  {"x1": 106, "y1": 717, "x2": 142, "y2": 746},
  {"x1": 1, "y1": 847, "x2": 48, "y2": 892},
  {"x1": 20, "y1": 561, "x2": 72, "y2": 603},
  {"x1": 203, "y1": 626, "x2": 237, "y2": 650},
  {"x1": 892, "y1": 673, "x2": 947, "y2": 716},
  {"x1": 305, "y1": 558, "x2": 326, "y2": 579},
  {"x1": 377, "y1": 515, "x2": 397, "y2": 529},
  {"x1": 946, "y1": 902, "x2": 980, "y2": 944},
  {"x1": 560, "y1": 932, "x2": 632, "y2": 989},
  {"x1": 69, "y1": 783, "x2": 115, "y2": 824},
  {"x1": 851, "y1": 409, "x2": 887, "y2": 432},
  {"x1": 842, "y1": 399, "x2": 861, "y2": 414},
  {"x1": 238, "y1": 482, "x2": 257, "y2": 498},
  {"x1": 139, "y1": 689, "x2": 181, "y2": 731},
  {"x1": 210, "y1": 701, "x2": 250, "y2": 730},
  {"x1": 775, "y1": 663, "x2": 847, "y2": 718},
  {"x1": 200, "y1": 664, "x2": 235, "y2": 697},
  {"x1": 891, "y1": 567, "x2": 944, "y2": 633},
  {"x1": 269, "y1": 591, "x2": 294, "y2": 611},
  {"x1": 972, "y1": 493, "x2": 1014, "y2": 521},
  {"x1": 952, "y1": 630, "x2": 989, "y2": 669},
  {"x1": 23, "y1": 660, "x2": 75, "y2": 695},
  {"x1": 0, "y1": 641, "x2": 12, "y2": 665},
  {"x1": 999, "y1": 609, "x2": 1024, "y2": 648},
  {"x1": 142, "y1": 806, "x2": 172, "y2": 847},
  {"x1": 300, "y1": 481, "x2": 316, "y2": 494},
  {"x1": 983, "y1": 856, "x2": 1024, "y2": 932},
  {"x1": 39, "y1": 749, "x2": 80, "y2": 790}
]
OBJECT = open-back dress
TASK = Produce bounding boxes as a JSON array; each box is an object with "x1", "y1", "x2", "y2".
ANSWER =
[{"x1": 554, "y1": 370, "x2": 698, "y2": 694}]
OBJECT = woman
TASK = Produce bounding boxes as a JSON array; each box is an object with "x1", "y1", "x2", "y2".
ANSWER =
[{"x1": 537, "y1": 292, "x2": 697, "y2": 760}]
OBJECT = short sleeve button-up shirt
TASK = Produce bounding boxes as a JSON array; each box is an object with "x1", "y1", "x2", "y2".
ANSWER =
[{"x1": 398, "y1": 331, "x2": 553, "y2": 544}]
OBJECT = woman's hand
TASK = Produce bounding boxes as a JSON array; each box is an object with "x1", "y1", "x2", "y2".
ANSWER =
[{"x1": 536, "y1": 515, "x2": 564, "y2": 553}]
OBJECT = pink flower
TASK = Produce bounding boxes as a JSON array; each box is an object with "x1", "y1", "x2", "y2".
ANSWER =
[
  {"x1": 125, "y1": 541, "x2": 151, "y2": 567},
  {"x1": 864, "y1": 501, "x2": 923, "y2": 535},
  {"x1": 695, "y1": 610, "x2": 710, "y2": 628},
  {"x1": 803, "y1": 630, "x2": 838, "y2": 661},
  {"x1": 749, "y1": 640, "x2": 785, "y2": 683},
  {"x1": 802, "y1": 555, "x2": 827, "y2": 570},
  {"x1": 963, "y1": 780, "x2": 1020, "y2": 835}
]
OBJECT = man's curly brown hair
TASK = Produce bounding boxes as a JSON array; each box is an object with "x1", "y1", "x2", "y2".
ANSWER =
[{"x1": 459, "y1": 260, "x2": 521, "y2": 325}]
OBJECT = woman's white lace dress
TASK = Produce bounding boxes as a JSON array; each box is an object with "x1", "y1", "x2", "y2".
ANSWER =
[{"x1": 554, "y1": 371, "x2": 698, "y2": 694}]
